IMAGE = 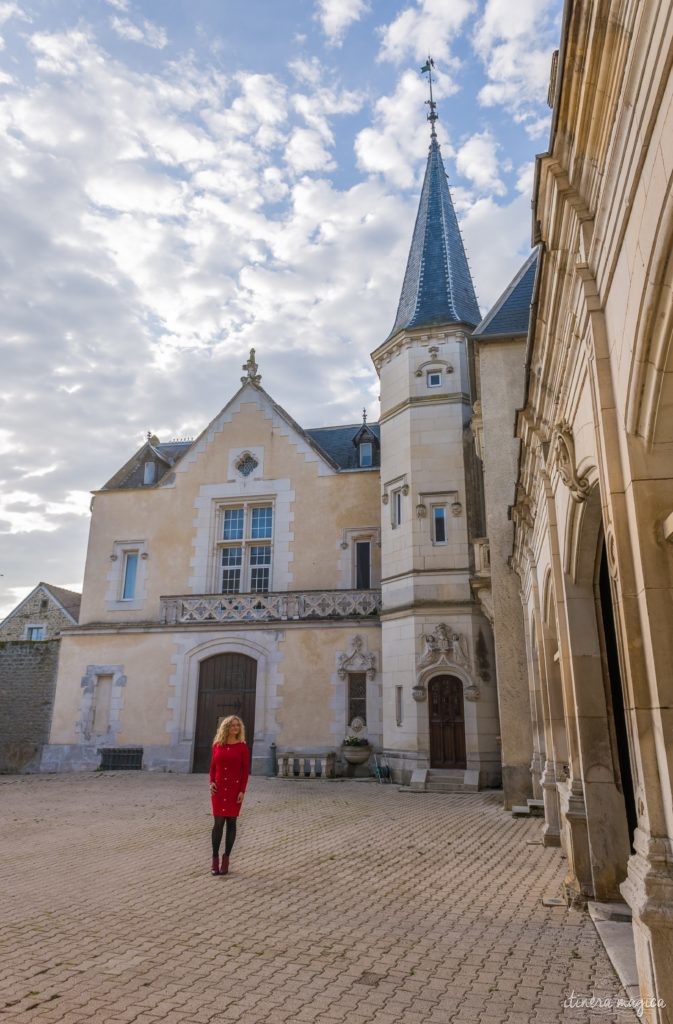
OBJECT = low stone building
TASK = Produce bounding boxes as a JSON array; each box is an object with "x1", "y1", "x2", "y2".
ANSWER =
[{"x1": 0, "y1": 583, "x2": 80, "y2": 771}]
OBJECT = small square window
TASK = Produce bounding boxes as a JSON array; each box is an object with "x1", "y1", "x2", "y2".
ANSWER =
[
  {"x1": 427, "y1": 371, "x2": 442, "y2": 388},
  {"x1": 25, "y1": 625, "x2": 45, "y2": 641}
]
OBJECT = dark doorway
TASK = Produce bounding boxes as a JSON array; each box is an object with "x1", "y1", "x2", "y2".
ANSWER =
[
  {"x1": 598, "y1": 543, "x2": 637, "y2": 849},
  {"x1": 428, "y1": 675, "x2": 466, "y2": 769},
  {"x1": 193, "y1": 653, "x2": 257, "y2": 773}
]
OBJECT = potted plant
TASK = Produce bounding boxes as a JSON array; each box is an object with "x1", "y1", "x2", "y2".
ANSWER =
[{"x1": 341, "y1": 734, "x2": 372, "y2": 766}]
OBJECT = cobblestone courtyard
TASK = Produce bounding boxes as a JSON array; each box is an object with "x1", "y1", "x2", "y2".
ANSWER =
[{"x1": 0, "y1": 774, "x2": 637, "y2": 1024}]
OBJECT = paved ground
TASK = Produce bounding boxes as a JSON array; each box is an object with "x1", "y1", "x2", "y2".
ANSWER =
[{"x1": 0, "y1": 774, "x2": 638, "y2": 1024}]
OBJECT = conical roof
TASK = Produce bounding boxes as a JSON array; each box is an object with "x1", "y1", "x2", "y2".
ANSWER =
[{"x1": 388, "y1": 137, "x2": 480, "y2": 338}]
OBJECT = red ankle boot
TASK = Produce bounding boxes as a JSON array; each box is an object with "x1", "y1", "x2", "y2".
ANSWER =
[
  {"x1": 211, "y1": 856, "x2": 220, "y2": 875},
  {"x1": 220, "y1": 855, "x2": 229, "y2": 875}
]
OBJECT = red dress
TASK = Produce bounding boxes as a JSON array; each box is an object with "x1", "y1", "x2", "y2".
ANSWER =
[{"x1": 209, "y1": 743, "x2": 250, "y2": 817}]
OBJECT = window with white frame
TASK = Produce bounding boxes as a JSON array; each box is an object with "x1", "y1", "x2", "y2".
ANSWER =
[
  {"x1": 359, "y1": 441, "x2": 373, "y2": 468},
  {"x1": 121, "y1": 551, "x2": 139, "y2": 600},
  {"x1": 24, "y1": 625, "x2": 46, "y2": 641},
  {"x1": 427, "y1": 370, "x2": 442, "y2": 388},
  {"x1": 432, "y1": 505, "x2": 448, "y2": 544},
  {"x1": 391, "y1": 488, "x2": 403, "y2": 528},
  {"x1": 217, "y1": 503, "x2": 273, "y2": 594}
]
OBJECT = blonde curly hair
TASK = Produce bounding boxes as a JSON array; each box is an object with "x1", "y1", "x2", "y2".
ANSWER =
[{"x1": 213, "y1": 715, "x2": 246, "y2": 746}]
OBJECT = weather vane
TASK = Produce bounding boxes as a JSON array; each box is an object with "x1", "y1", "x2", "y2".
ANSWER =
[{"x1": 421, "y1": 56, "x2": 438, "y2": 137}]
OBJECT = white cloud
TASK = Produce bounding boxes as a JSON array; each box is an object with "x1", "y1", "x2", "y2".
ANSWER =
[
  {"x1": 378, "y1": 0, "x2": 475, "y2": 63},
  {"x1": 455, "y1": 130, "x2": 505, "y2": 195},
  {"x1": 461, "y1": 190, "x2": 532, "y2": 310},
  {"x1": 110, "y1": 15, "x2": 167, "y2": 49},
  {"x1": 0, "y1": 2, "x2": 27, "y2": 26},
  {"x1": 105, "y1": 0, "x2": 129, "y2": 9},
  {"x1": 285, "y1": 128, "x2": 335, "y2": 173},
  {"x1": 315, "y1": 0, "x2": 368, "y2": 46},
  {"x1": 473, "y1": 0, "x2": 559, "y2": 135}
]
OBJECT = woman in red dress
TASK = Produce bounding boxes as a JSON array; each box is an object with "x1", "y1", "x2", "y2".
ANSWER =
[{"x1": 209, "y1": 715, "x2": 250, "y2": 876}]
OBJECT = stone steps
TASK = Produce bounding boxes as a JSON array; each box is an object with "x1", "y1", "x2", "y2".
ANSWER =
[
  {"x1": 425, "y1": 769, "x2": 478, "y2": 794},
  {"x1": 512, "y1": 798, "x2": 545, "y2": 818}
]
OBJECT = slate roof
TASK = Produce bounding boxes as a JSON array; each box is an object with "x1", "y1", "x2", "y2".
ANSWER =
[
  {"x1": 102, "y1": 438, "x2": 192, "y2": 490},
  {"x1": 306, "y1": 424, "x2": 381, "y2": 470},
  {"x1": 388, "y1": 137, "x2": 481, "y2": 339},
  {"x1": 474, "y1": 250, "x2": 538, "y2": 339},
  {"x1": 41, "y1": 583, "x2": 81, "y2": 623},
  {"x1": 101, "y1": 420, "x2": 380, "y2": 490},
  {"x1": 0, "y1": 582, "x2": 81, "y2": 630}
]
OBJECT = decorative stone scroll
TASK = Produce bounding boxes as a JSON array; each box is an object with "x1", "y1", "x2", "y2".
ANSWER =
[
  {"x1": 337, "y1": 635, "x2": 376, "y2": 680},
  {"x1": 552, "y1": 422, "x2": 591, "y2": 502}
]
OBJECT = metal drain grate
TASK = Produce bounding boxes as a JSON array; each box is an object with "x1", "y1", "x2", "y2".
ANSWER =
[{"x1": 98, "y1": 747, "x2": 143, "y2": 770}]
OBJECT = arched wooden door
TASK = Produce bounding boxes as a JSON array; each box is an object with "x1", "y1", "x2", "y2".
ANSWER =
[
  {"x1": 428, "y1": 675, "x2": 466, "y2": 769},
  {"x1": 192, "y1": 653, "x2": 257, "y2": 773}
]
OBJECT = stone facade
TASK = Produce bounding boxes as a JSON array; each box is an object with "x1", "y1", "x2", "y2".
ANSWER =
[
  {"x1": 0, "y1": 639, "x2": 60, "y2": 772},
  {"x1": 0, "y1": 583, "x2": 80, "y2": 641},
  {"x1": 43, "y1": 381, "x2": 385, "y2": 777},
  {"x1": 510, "y1": 1, "x2": 673, "y2": 1018}
]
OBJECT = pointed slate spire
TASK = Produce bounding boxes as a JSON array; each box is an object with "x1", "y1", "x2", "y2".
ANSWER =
[{"x1": 387, "y1": 107, "x2": 480, "y2": 338}]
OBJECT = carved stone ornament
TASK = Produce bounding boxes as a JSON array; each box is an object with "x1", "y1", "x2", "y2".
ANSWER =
[
  {"x1": 552, "y1": 422, "x2": 591, "y2": 502},
  {"x1": 606, "y1": 527, "x2": 619, "y2": 581},
  {"x1": 337, "y1": 635, "x2": 376, "y2": 680},
  {"x1": 411, "y1": 684, "x2": 427, "y2": 702},
  {"x1": 464, "y1": 684, "x2": 481, "y2": 702},
  {"x1": 417, "y1": 623, "x2": 469, "y2": 671},
  {"x1": 240, "y1": 347, "x2": 262, "y2": 386},
  {"x1": 235, "y1": 452, "x2": 259, "y2": 477}
]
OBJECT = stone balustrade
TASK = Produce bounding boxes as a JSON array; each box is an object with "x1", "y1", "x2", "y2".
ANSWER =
[
  {"x1": 159, "y1": 589, "x2": 382, "y2": 625},
  {"x1": 277, "y1": 752, "x2": 336, "y2": 779}
]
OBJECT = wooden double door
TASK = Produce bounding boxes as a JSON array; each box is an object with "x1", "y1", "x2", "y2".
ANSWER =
[
  {"x1": 192, "y1": 653, "x2": 257, "y2": 773},
  {"x1": 428, "y1": 675, "x2": 466, "y2": 769}
]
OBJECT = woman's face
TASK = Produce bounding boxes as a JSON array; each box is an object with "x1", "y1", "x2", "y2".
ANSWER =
[{"x1": 229, "y1": 718, "x2": 241, "y2": 737}]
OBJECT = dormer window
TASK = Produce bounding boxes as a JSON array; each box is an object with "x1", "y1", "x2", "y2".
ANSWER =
[
  {"x1": 427, "y1": 370, "x2": 442, "y2": 388},
  {"x1": 351, "y1": 410, "x2": 379, "y2": 469},
  {"x1": 143, "y1": 461, "x2": 156, "y2": 485},
  {"x1": 359, "y1": 442, "x2": 373, "y2": 468}
]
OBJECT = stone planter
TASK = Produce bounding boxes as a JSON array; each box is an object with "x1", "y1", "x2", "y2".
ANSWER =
[{"x1": 342, "y1": 744, "x2": 371, "y2": 766}]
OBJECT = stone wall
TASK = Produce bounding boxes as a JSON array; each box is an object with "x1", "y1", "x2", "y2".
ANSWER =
[{"x1": 0, "y1": 640, "x2": 60, "y2": 772}]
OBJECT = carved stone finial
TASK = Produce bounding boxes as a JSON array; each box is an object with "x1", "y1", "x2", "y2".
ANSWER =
[
  {"x1": 241, "y1": 347, "x2": 262, "y2": 386},
  {"x1": 362, "y1": 407, "x2": 367, "y2": 425}
]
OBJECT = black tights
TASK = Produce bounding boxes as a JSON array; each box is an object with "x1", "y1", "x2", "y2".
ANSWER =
[{"x1": 211, "y1": 816, "x2": 237, "y2": 858}]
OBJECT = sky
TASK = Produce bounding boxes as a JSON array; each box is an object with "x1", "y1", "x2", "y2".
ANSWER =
[{"x1": 0, "y1": 0, "x2": 563, "y2": 618}]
